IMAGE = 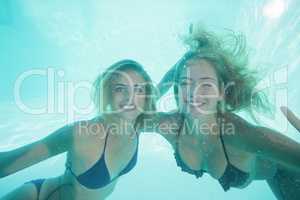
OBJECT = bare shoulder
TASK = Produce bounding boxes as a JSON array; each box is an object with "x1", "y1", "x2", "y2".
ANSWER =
[
  {"x1": 222, "y1": 112, "x2": 277, "y2": 149},
  {"x1": 223, "y1": 112, "x2": 251, "y2": 126},
  {"x1": 223, "y1": 112, "x2": 274, "y2": 136},
  {"x1": 222, "y1": 112, "x2": 254, "y2": 134},
  {"x1": 73, "y1": 116, "x2": 107, "y2": 141},
  {"x1": 221, "y1": 112, "x2": 256, "y2": 146},
  {"x1": 71, "y1": 117, "x2": 108, "y2": 156}
]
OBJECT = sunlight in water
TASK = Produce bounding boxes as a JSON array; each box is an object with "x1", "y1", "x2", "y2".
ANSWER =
[{"x1": 263, "y1": 0, "x2": 286, "y2": 19}]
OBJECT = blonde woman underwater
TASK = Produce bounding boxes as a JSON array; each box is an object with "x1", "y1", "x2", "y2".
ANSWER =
[
  {"x1": 138, "y1": 29, "x2": 300, "y2": 200},
  {"x1": 0, "y1": 60, "x2": 156, "y2": 200}
]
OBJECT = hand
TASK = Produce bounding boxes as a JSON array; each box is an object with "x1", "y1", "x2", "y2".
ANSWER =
[{"x1": 281, "y1": 106, "x2": 300, "y2": 132}]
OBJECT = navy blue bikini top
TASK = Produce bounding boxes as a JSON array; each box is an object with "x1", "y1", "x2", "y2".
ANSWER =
[
  {"x1": 174, "y1": 116, "x2": 249, "y2": 191},
  {"x1": 66, "y1": 128, "x2": 139, "y2": 189}
]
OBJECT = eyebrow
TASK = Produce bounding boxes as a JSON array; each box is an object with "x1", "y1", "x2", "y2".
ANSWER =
[
  {"x1": 113, "y1": 83, "x2": 147, "y2": 87},
  {"x1": 179, "y1": 77, "x2": 192, "y2": 80},
  {"x1": 180, "y1": 77, "x2": 217, "y2": 81},
  {"x1": 113, "y1": 83, "x2": 127, "y2": 87}
]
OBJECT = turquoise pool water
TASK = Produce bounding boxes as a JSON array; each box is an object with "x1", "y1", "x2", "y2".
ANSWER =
[{"x1": 0, "y1": 0, "x2": 300, "y2": 199}]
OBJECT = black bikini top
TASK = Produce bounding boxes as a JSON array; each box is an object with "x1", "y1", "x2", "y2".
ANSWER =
[
  {"x1": 173, "y1": 114, "x2": 249, "y2": 191},
  {"x1": 65, "y1": 118, "x2": 139, "y2": 189}
]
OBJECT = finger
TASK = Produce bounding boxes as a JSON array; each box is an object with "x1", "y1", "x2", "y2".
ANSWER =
[{"x1": 281, "y1": 106, "x2": 300, "y2": 132}]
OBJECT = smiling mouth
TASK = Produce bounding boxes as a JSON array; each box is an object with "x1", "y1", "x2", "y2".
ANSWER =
[
  {"x1": 120, "y1": 104, "x2": 136, "y2": 111},
  {"x1": 184, "y1": 100, "x2": 207, "y2": 107},
  {"x1": 191, "y1": 102, "x2": 206, "y2": 107}
]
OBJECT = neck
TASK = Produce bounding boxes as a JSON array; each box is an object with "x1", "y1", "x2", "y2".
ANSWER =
[
  {"x1": 185, "y1": 113, "x2": 220, "y2": 136},
  {"x1": 104, "y1": 113, "x2": 135, "y2": 124},
  {"x1": 103, "y1": 113, "x2": 136, "y2": 137}
]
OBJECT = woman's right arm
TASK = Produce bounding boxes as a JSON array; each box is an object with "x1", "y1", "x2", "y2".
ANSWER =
[
  {"x1": 0, "y1": 123, "x2": 74, "y2": 178},
  {"x1": 223, "y1": 112, "x2": 300, "y2": 172},
  {"x1": 157, "y1": 63, "x2": 177, "y2": 98}
]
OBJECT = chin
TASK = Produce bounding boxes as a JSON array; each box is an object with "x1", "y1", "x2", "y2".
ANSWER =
[
  {"x1": 187, "y1": 106, "x2": 214, "y2": 117},
  {"x1": 188, "y1": 111, "x2": 203, "y2": 119},
  {"x1": 121, "y1": 112, "x2": 139, "y2": 121}
]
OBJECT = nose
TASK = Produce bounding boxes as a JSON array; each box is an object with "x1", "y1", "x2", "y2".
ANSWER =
[
  {"x1": 123, "y1": 89, "x2": 134, "y2": 105},
  {"x1": 186, "y1": 84, "x2": 196, "y2": 100},
  {"x1": 188, "y1": 84, "x2": 205, "y2": 102}
]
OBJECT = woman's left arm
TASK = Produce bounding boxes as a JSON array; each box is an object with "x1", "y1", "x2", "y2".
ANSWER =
[
  {"x1": 223, "y1": 112, "x2": 300, "y2": 172},
  {"x1": 281, "y1": 106, "x2": 300, "y2": 132},
  {"x1": 157, "y1": 64, "x2": 177, "y2": 98}
]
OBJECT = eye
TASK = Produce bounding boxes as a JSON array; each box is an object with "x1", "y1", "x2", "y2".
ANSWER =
[
  {"x1": 202, "y1": 83, "x2": 213, "y2": 88},
  {"x1": 134, "y1": 86, "x2": 146, "y2": 94},
  {"x1": 113, "y1": 86, "x2": 125, "y2": 93}
]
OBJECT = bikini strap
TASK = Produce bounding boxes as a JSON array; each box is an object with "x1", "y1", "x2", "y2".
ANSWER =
[
  {"x1": 65, "y1": 160, "x2": 78, "y2": 178},
  {"x1": 102, "y1": 127, "x2": 110, "y2": 154},
  {"x1": 218, "y1": 116, "x2": 231, "y2": 163},
  {"x1": 65, "y1": 124, "x2": 110, "y2": 177},
  {"x1": 176, "y1": 113, "x2": 185, "y2": 147}
]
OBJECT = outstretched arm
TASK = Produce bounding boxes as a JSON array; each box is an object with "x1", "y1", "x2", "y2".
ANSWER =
[
  {"x1": 157, "y1": 63, "x2": 177, "y2": 98},
  {"x1": 281, "y1": 106, "x2": 300, "y2": 132},
  {"x1": 223, "y1": 113, "x2": 300, "y2": 172},
  {"x1": 0, "y1": 123, "x2": 74, "y2": 178}
]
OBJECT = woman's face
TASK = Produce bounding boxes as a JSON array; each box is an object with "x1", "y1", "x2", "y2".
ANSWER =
[
  {"x1": 178, "y1": 58, "x2": 223, "y2": 118},
  {"x1": 109, "y1": 69, "x2": 147, "y2": 122}
]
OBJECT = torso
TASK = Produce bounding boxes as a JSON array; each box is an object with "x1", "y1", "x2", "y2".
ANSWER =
[
  {"x1": 45, "y1": 117, "x2": 139, "y2": 199},
  {"x1": 166, "y1": 112, "x2": 255, "y2": 188}
]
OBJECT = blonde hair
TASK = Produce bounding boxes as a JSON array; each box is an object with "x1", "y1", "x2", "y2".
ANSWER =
[
  {"x1": 174, "y1": 27, "x2": 271, "y2": 116},
  {"x1": 92, "y1": 59, "x2": 156, "y2": 115}
]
